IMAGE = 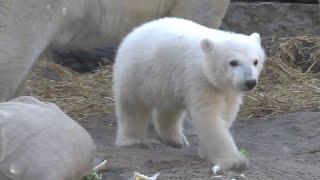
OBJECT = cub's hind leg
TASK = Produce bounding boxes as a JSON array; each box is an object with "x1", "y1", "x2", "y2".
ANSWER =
[
  {"x1": 152, "y1": 110, "x2": 190, "y2": 148},
  {"x1": 115, "y1": 98, "x2": 151, "y2": 147}
]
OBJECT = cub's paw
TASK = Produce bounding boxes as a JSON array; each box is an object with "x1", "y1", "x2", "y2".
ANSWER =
[
  {"x1": 159, "y1": 134, "x2": 190, "y2": 148},
  {"x1": 115, "y1": 137, "x2": 143, "y2": 147},
  {"x1": 217, "y1": 155, "x2": 248, "y2": 172}
]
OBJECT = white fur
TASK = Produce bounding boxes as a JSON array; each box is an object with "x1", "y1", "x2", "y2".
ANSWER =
[{"x1": 113, "y1": 17, "x2": 265, "y2": 171}]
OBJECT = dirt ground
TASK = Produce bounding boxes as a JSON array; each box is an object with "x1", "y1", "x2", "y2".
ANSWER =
[{"x1": 78, "y1": 111, "x2": 320, "y2": 180}]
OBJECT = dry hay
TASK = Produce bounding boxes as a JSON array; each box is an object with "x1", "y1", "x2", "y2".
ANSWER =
[
  {"x1": 240, "y1": 36, "x2": 320, "y2": 118},
  {"x1": 27, "y1": 35, "x2": 320, "y2": 119},
  {"x1": 27, "y1": 59, "x2": 114, "y2": 119}
]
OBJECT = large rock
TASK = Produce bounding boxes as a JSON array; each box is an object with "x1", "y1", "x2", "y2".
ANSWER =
[
  {"x1": 0, "y1": 96, "x2": 96, "y2": 180},
  {"x1": 222, "y1": 2, "x2": 320, "y2": 38}
]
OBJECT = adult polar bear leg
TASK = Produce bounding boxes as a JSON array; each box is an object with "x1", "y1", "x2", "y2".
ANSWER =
[
  {"x1": 152, "y1": 110, "x2": 190, "y2": 148},
  {"x1": 0, "y1": 0, "x2": 86, "y2": 101},
  {"x1": 169, "y1": 0, "x2": 230, "y2": 28},
  {"x1": 54, "y1": 0, "x2": 230, "y2": 71},
  {"x1": 190, "y1": 93, "x2": 247, "y2": 172}
]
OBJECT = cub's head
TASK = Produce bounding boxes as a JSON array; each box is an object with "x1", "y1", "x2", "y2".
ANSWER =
[{"x1": 200, "y1": 32, "x2": 265, "y2": 92}]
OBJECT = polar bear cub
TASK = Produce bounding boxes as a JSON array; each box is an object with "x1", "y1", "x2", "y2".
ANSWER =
[{"x1": 113, "y1": 17, "x2": 265, "y2": 171}]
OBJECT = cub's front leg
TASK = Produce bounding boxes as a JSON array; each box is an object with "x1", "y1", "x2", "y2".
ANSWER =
[
  {"x1": 190, "y1": 95, "x2": 247, "y2": 171},
  {"x1": 223, "y1": 91, "x2": 243, "y2": 128}
]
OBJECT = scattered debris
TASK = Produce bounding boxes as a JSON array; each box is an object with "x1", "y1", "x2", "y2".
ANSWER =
[
  {"x1": 82, "y1": 160, "x2": 108, "y2": 180},
  {"x1": 131, "y1": 172, "x2": 160, "y2": 180},
  {"x1": 212, "y1": 165, "x2": 223, "y2": 176},
  {"x1": 92, "y1": 160, "x2": 108, "y2": 171}
]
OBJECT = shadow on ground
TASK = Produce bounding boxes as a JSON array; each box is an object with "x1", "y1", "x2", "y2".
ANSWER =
[{"x1": 78, "y1": 111, "x2": 320, "y2": 180}]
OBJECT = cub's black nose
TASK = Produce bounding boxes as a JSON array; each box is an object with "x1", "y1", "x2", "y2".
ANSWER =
[{"x1": 244, "y1": 80, "x2": 257, "y2": 90}]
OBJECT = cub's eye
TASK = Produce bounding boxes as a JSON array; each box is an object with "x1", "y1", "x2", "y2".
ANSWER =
[
  {"x1": 253, "y1": 59, "x2": 258, "y2": 66},
  {"x1": 229, "y1": 60, "x2": 239, "y2": 67}
]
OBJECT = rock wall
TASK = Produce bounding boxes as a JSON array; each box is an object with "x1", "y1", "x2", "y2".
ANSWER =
[{"x1": 221, "y1": 2, "x2": 320, "y2": 38}]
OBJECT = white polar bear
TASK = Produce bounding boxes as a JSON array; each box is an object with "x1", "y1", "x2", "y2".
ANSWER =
[{"x1": 113, "y1": 17, "x2": 265, "y2": 171}]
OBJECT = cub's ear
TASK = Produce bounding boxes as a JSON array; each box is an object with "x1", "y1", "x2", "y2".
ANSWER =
[
  {"x1": 250, "y1": 33, "x2": 261, "y2": 44},
  {"x1": 200, "y1": 38, "x2": 214, "y2": 53}
]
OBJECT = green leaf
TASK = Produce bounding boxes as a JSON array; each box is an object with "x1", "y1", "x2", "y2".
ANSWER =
[
  {"x1": 82, "y1": 170, "x2": 102, "y2": 180},
  {"x1": 240, "y1": 148, "x2": 249, "y2": 158}
]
